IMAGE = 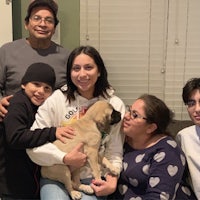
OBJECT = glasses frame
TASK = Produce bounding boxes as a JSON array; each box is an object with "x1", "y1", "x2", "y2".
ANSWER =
[
  {"x1": 29, "y1": 15, "x2": 55, "y2": 25},
  {"x1": 185, "y1": 99, "x2": 200, "y2": 108},
  {"x1": 126, "y1": 105, "x2": 147, "y2": 120}
]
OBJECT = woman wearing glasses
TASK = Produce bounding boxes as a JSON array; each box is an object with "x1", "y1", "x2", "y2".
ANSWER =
[{"x1": 109, "y1": 94, "x2": 196, "y2": 200}]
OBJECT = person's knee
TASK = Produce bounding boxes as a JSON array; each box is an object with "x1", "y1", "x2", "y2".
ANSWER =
[{"x1": 40, "y1": 178, "x2": 70, "y2": 200}]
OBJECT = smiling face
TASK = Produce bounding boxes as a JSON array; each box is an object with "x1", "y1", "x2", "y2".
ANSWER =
[
  {"x1": 186, "y1": 89, "x2": 200, "y2": 126},
  {"x1": 71, "y1": 53, "x2": 100, "y2": 99},
  {"x1": 21, "y1": 81, "x2": 53, "y2": 106},
  {"x1": 25, "y1": 6, "x2": 56, "y2": 42},
  {"x1": 122, "y1": 99, "x2": 150, "y2": 139}
]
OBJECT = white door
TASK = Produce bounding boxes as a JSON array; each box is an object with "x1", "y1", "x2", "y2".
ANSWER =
[{"x1": 0, "y1": 0, "x2": 12, "y2": 47}]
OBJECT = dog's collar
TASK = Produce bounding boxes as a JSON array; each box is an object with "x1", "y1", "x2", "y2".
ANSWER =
[{"x1": 101, "y1": 131, "x2": 108, "y2": 139}]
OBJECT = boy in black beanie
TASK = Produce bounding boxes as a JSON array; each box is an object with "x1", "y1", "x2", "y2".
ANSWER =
[{"x1": 0, "y1": 62, "x2": 57, "y2": 199}]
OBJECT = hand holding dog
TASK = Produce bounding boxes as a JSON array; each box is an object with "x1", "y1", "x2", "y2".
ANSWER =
[
  {"x1": 91, "y1": 174, "x2": 118, "y2": 196},
  {"x1": 63, "y1": 142, "x2": 87, "y2": 168},
  {"x1": 56, "y1": 126, "x2": 75, "y2": 143}
]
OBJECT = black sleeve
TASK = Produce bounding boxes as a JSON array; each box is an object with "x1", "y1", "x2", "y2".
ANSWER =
[{"x1": 3, "y1": 100, "x2": 56, "y2": 149}]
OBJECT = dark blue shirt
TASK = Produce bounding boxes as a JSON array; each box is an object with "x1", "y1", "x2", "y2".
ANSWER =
[{"x1": 112, "y1": 136, "x2": 196, "y2": 200}]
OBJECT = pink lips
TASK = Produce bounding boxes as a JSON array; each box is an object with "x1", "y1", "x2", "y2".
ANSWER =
[
  {"x1": 194, "y1": 115, "x2": 200, "y2": 121},
  {"x1": 78, "y1": 79, "x2": 89, "y2": 86},
  {"x1": 35, "y1": 29, "x2": 49, "y2": 35},
  {"x1": 122, "y1": 120, "x2": 130, "y2": 128}
]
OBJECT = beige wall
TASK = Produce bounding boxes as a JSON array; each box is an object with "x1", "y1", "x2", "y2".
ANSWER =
[{"x1": 13, "y1": 0, "x2": 80, "y2": 51}]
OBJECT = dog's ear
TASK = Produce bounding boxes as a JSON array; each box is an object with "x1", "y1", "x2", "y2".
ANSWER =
[
  {"x1": 94, "y1": 107, "x2": 113, "y2": 132},
  {"x1": 96, "y1": 114, "x2": 111, "y2": 133},
  {"x1": 84, "y1": 101, "x2": 114, "y2": 124},
  {"x1": 94, "y1": 111, "x2": 107, "y2": 125}
]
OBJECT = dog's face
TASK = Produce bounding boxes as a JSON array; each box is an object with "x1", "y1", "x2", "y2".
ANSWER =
[{"x1": 85, "y1": 101, "x2": 121, "y2": 133}]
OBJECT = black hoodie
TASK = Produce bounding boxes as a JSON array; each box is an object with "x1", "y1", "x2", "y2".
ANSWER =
[{"x1": 0, "y1": 90, "x2": 56, "y2": 199}]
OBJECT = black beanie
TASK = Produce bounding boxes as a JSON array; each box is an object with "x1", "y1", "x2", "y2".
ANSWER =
[{"x1": 21, "y1": 63, "x2": 56, "y2": 89}]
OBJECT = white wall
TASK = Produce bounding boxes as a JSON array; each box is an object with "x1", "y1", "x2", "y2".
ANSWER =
[{"x1": 0, "y1": 0, "x2": 13, "y2": 47}]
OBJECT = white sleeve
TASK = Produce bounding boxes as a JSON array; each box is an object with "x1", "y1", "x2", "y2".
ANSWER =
[
  {"x1": 27, "y1": 91, "x2": 66, "y2": 166},
  {"x1": 104, "y1": 97, "x2": 126, "y2": 172},
  {"x1": 26, "y1": 143, "x2": 65, "y2": 166}
]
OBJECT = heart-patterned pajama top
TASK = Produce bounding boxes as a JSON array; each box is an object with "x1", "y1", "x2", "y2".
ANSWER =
[{"x1": 112, "y1": 136, "x2": 197, "y2": 200}]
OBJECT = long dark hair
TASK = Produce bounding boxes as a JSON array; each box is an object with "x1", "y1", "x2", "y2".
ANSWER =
[{"x1": 66, "y1": 46, "x2": 112, "y2": 102}]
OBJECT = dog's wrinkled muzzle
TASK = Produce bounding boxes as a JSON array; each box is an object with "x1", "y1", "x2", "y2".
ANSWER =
[{"x1": 110, "y1": 110, "x2": 121, "y2": 125}]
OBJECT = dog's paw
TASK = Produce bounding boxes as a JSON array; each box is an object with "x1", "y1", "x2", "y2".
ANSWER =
[
  {"x1": 78, "y1": 184, "x2": 94, "y2": 194},
  {"x1": 109, "y1": 166, "x2": 120, "y2": 176},
  {"x1": 71, "y1": 190, "x2": 82, "y2": 200}
]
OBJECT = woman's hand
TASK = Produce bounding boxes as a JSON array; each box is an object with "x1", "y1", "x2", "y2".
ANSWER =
[
  {"x1": 63, "y1": 143, "x2": 87, "y2": 169},
  {"x1": 91, "y1": 174, "x2": 118, "y2": 196}
]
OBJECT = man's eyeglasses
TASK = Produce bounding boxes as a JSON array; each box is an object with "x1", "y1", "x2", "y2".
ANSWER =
[
  {"x1": 185, "y1": 99, "x2": 200, "y2": 108},
  {"x1": 125, "y1": 105, "x2": 147, "y2": 120},
  {"x1": 30, "y1": 15, "x2": 55, "y2": 25}
]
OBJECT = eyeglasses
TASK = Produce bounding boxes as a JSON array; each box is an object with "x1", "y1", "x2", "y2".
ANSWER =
[
  {"x1": 30, "y1": 15, "x2": 55, "y2": 25},
  {"x1": 125, "y1": 105, "x2": 147, "y2": 120},
  {"x1": 185, "y1": 99, "x2": 200, "y2": 108}
]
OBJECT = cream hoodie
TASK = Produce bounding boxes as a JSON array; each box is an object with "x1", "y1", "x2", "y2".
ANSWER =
[{"x1": 27, "y1": 87, "x2": 125, "y2": 179}]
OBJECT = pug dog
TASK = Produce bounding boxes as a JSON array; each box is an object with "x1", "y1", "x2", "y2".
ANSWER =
[{"x1": 41, "y1": 100, "x2": 122, "y2": 200}]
